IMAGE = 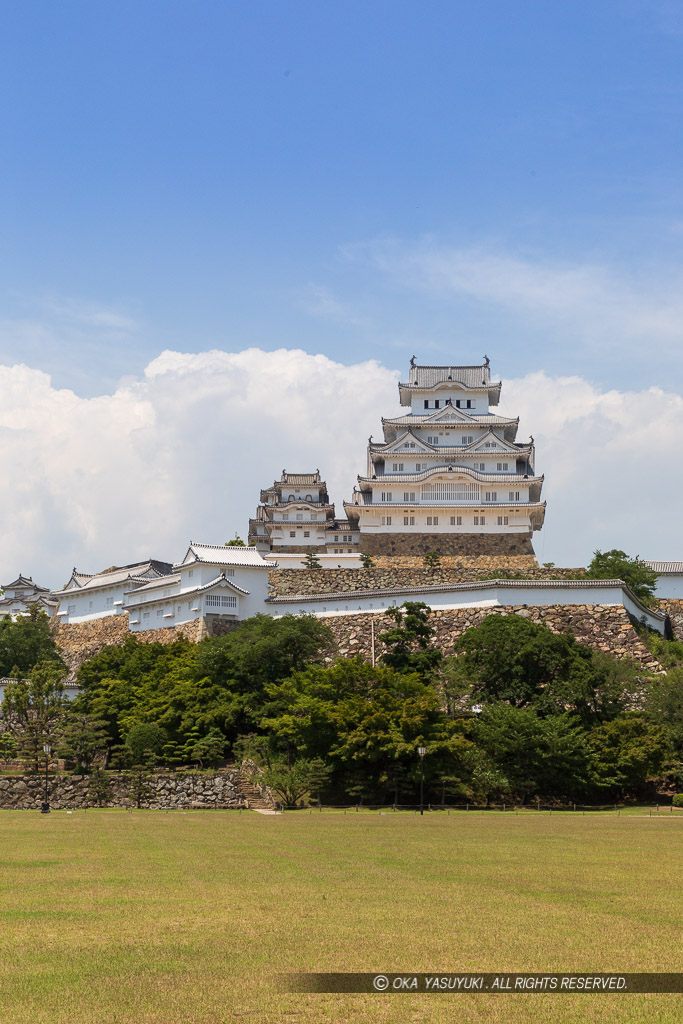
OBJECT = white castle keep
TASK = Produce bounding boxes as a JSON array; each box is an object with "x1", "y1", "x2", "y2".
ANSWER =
[{"x1": 344, "y1": 356, "x2": 546, "y2": 557}]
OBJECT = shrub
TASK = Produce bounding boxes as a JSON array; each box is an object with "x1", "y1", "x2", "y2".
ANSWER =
[{"x1": 673, "y1": 794, "x2": 683, "y2": 808}]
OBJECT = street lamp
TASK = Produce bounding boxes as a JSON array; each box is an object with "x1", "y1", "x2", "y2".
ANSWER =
[
  {"x1": 41, "y1": 743, "x2": 51, "y2": 814},
  {"x1": 418, "y1": 746, "x2": 427, "y2": 815}
]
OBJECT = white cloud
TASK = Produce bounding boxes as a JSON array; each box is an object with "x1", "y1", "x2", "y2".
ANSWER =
[
  {"x1": 0, "y1": 349, "x2": 681, "y2": 586},
  {"x1": 349, "y1": 238, "x2": 683, "y2": 359},
  {"x1": 506, "y1": 371, "x2": 683, "y2": 565},
  {"x1": 0, "y1": 349, "x2": 399, "y2": 587}
]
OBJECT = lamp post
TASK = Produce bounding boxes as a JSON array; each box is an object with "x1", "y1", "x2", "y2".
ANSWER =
[
  {"x1": 41, "y1": 743, "x2": 51, "y2": 814},
  {"x1": 418, "y1": 746, "x2": 427, "y2": 815}
]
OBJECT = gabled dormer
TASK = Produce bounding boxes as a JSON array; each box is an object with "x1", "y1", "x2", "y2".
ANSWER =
[
  {"x1": 373, "y1": 430, "x2": 434, "y2": 455},
  {"x1": 466, "y1": 430, "x2": 526, "y2": 455}
]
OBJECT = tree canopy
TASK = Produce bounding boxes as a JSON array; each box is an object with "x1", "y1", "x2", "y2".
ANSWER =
[{"x1": 585, "y1": 550, "x2": 658, "y2": 605}]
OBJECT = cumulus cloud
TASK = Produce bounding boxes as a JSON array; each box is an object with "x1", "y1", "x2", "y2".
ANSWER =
[
  {"x1": 0, "y1": 349, "x2": 681, "y2": 586},
  {"x1": 0, "y1": 349, "x2": 399, "y2": 586}
]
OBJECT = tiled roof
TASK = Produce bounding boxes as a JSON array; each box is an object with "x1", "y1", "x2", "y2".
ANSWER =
[
  {"x1": 383, "y1": 413, "x2": 516, "y2": 427},
  {"x1": 1, "y1": 574, "x2": 42, "y2": 590},
  {"x1": 176, "y1": 542, "x2": 277, "y2": 569},
  {"x1": 126, "y1": 572, "x2": 250, "y2": 602},
  {"x1": 279, "y1": 472, "x2": 323, "y2": 486},
  {"x1": 404, "y1": 363, "x2": 494, "y2": 388},
  {"x1": 54, "y1": 561, "x2": 172, "y2": 596},
  {"x1": 643, "y1": 561, "x2": 683, "y2": 574}
]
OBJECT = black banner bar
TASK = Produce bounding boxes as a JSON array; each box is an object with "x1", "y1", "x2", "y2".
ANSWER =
[{"x1": 285, "y1": 973, "x2": 683, "y2": 994}]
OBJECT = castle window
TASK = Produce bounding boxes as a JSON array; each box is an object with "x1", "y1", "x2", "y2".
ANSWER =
[
  {"x1": 381, "y1": 492, "x2": 393, "y2": 502},
  {"x1": 290, "y1": 531, "x2": 296, "y2": 538},
  {"x1": 415, "y1": 463, "x2": 421, "y2": 472},
  {"x1": 450, "y1": 515, "x2": 462, "y2": 526},
  {"x1": 434, "y1": 400, "x2": 440, "y2": 409},
  {"x1": 485, "y1": 491, "x2": 497, "y2": 502},
  {"x1": 424, "y1": 400, "x2": 429, "y2": 409},
  {"x1": 466, "y1": 400, "x2": 473, "y2": 408},
  {"x1": 403, "y1": 516, "x2": 415, "y2": 526},
  {"x1": 304, "y1": 531, "x2": 310, "y2": 538},
  {"x1": 392, "y1": 463, "x2": 404, "y2": 472},
  {"x1": 497, "y1": 462, "x2": 508, "y2": 471},
  {"x1": 455, "y1": 400, "x2": 461, "y2": 408},
  {"x1": 497, "y1": 516, "x2": 509, "y2": 525},
  {"x1": 403, "y1": 491, "x2": 416, "y2": 501},
  {"x1": 509, "y1": 491, "x2": 520, "y2": 501},
  {"x1": 305, "y1": 494, "x2": 312, "y2": 501},
  {"x1": 296, "y1": 514, "x2": 303, "y2": 521}
]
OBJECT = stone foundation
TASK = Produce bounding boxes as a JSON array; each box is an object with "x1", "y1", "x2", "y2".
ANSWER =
[
  {"x1": 325, "y1": 605, "x2": 661, "y2": 669},
  {"x1": 657, "y1": 599, "x2": 683, "y2": 641},
  {"x1": 54, "y1": 618, "x2": 206, "y2": 679},
  {"x1": 268, "y1": 566, "x2": 584, "y2": 597},
  {"x1": 359, "y1": 531, "x2": 536, "y2": 558},
  {"x1": 0, "y1": 769, "x2": 250, "y2": 810},
  {"x1": 371, "y1": 554, "x2": 541, "y2": 570}
]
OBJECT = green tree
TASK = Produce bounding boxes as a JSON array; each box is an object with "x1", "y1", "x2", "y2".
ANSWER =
[
  {"x1": 423, "y1": 549, "x2": 441, "y2": 569},
  {"x1": 125, "y1": 721, "x2": 166, "y2": 765},
  {"x1": 0, "y1": 607, "x2": 65, "y2": 677},
  {"x1": 190, "y1": 728, "x2": 225, "y2": 768},
  {"x1": 585, "y1": 550, "x2": 658, "y2": 606},
  {"x1": 225, "y1": 534, "x2": 246, "y2": 546},
  {"x1": 302, "y1": 549, "x2": 322, "y2": 569},
  {"x1": 588, "y1": 716, "x2": 670, "y2": 797},
  {"x1": 379, "y1": 602, "x2": 443, "y2": 675},
  {"x1": 474, "y1": 704, "x2": 591, "y2": 802},
  {"x1": 260, "y1": 758, "x2": 330, "y2": 808},
  {"x1": 2, "y1": 664, "x2": 68, "y2": 770},
  {"x1": 87, "y1": 767, "x2": 113, "y2": 807},
  {"x1": 451, "y1": 614, "x2": 630, "y2": 724},
  {"x1": 0, "y1": 731, "x2": 17, "y2": 769},
  {"x1": 128, "y1": 764, "x2": 156, "y2": 808},
  {"x1": 359, "y1": 553, "x2": 375, "y2": 569},
  {"x1": 58, "y1": 713, "x2": 110, "y2": 773}
]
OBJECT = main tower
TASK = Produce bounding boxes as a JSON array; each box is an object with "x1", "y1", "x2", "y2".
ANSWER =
[{"x1": 344, "y1": 356, "x2": 545, "y2": 558}]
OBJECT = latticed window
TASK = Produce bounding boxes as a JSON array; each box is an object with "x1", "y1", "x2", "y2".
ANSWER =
[{"x1": 422, "y1": 482, "x2": 480, "y2": 502}]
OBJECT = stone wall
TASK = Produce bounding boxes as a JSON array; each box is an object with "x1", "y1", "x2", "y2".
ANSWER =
[
  {"x1": 268, "y1": 565, "x2": 585, "y2": 597},
  {"x1": 359, "y1": 531, "x2": 536, "y2": 557},
  {"x1": 371, "y1": 554, "x2": 540, "y2": 569},
  {"x1": 324, "y1": 605, "x2": 661, "y2": 669},
  {"x1": 54, "y1": 618, "x2": 206, "y2": 679},
  {"x1": 657, "y1": 599, "x2": 683, "y2": 641},
  {"x1": 0, "y1": 769, "x2": 250, "y2": 810}
]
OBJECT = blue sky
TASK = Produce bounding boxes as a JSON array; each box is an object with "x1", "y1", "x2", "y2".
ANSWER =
[
  {"x1": 3, "y1": 1, "x2": 683, "y2": 392},
  {"x1": 2, "y1": 2, "x2": 683, "y2": 576}
]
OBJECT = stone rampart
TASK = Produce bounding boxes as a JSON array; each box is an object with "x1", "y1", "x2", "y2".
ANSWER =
[
  {"x1": 268, "y1": 566, "x2": 584, "y2": 597},
  {"x1": 0, "y1": 769, "x2": 248, "y2": 810},
  {"x1": 359, "y1": 531, "x2": 536, "y2": 558},
  {"x1": 657, "y1": 599, "x2": 683, "y2": 641},
  {"x1": 325, "y1": 605, "x2": 660, "y2": 669},
  {"x1": 371, "y1": 554, "x2": 540, "y2": 569},
  {"x1": 54, "y1": 618, "x2": 205, "y2": 679}
]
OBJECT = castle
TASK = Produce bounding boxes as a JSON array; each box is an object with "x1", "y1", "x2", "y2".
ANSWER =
[
  {"x1": 251, "y1": 357, "x2": 545, "y2": 560},
  {"x1": 1, "y1": 356, "x2": 673, "y2": 649}
]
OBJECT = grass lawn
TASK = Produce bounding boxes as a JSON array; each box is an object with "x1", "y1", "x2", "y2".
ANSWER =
[{"x1": 0, "y1": 809, "x2": 680, "y2": 1024}]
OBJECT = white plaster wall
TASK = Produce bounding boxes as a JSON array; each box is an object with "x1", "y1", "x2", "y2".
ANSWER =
[
  {"x1": 267, "y1": 582, "x2": 665, "y2": 634},
  {"x1": 653, "y1": 575, "x2": 683, "y2": 599},
  {"x1": 56, "y1": 585, "x2": 128, "y2": 623}
]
